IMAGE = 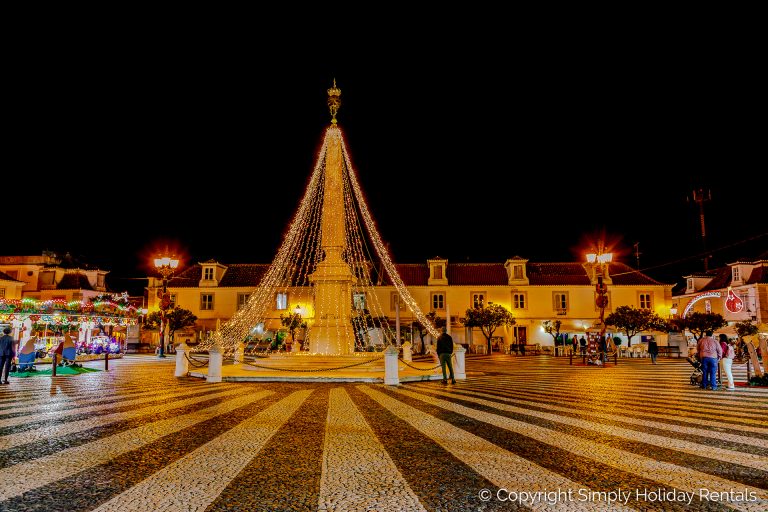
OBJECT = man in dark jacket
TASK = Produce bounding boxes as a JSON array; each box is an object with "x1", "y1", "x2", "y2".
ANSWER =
[
  {"x1": 436, "y1": 327, "x2": 455, "y2": 384},
  {"x1": 0, "y1": 327, "x2": 16, "y2": 384}
]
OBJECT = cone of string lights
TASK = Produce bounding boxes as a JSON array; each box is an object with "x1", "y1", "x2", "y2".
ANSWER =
[{"x1": 193, "y1": 81, "x2": 439, "y2": 358}]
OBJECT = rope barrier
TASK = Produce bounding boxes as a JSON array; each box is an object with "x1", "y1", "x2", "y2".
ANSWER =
[
  {"x1": 184, "y1": 353, "x2": 210, "y2": 368},
  {"x1": 243, "y1": 356, "x2": 385, "y2": 373},
  {"x1": 399, "y1": 357, "x2": 441, "y2": 371}
]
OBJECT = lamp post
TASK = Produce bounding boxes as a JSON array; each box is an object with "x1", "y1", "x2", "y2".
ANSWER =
[
  {"x1": 153, "y1": 256, "x2": 179, "y2": 358},
  {"x1": 586, "y1": 246, "x2": 612, "y2": 360}
]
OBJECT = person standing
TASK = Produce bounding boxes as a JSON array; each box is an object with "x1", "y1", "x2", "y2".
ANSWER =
[
  {"x1": 648, "y1": 336, "x2": 659, "y2": 364},
  {"x1": 0, "y1": 327, "x2": 16, "y2": 384},
  {"x1": 599, "y1": 335, "x2": 608, "y2": 363},
  {"x1": 722, "y1": 338, "x2": 736, "y2": 390},
  {"x1": 436, "y1": 327, "x2": 455, "y2": 385},
  {"x1": 697, "y1": 330, "x2": 722, "y2": 390},
  {"x1": 579, "y1": 336, "x2": 587, "y2": 356}
]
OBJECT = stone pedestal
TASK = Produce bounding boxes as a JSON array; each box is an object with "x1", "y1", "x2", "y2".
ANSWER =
[
  {"x1": 384, "y1": 345, "x2": 400, "y2": 385},
  {"x1": 402, "y1": 341, "x2": 412, "y2": 362},
  {"x1": 207, "y1": 343, "x2": 223, "y2": 383},
  {"x1": 174, "y1": 343, "x2": 189, "y2": 377},
  {"x1": 454, "y1": 344, "x2": 466, "y2": 380}
]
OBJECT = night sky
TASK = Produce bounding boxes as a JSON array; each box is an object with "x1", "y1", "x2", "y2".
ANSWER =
[{"x1": 8, "y1": 54, "x2": 766, "y2": 295}]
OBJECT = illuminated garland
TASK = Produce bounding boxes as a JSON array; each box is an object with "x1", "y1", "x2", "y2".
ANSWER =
[
  {"x1": 192, "y1": 124, "x2": 437, "y2": 355},
  {"x1": 0, "y1": 295, "x2": 139, "y2": 317}
]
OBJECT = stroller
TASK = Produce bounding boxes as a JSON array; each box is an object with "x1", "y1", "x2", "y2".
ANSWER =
[
  {"x1": 686, "y1": 354, "x2": 703, "y2": 385},
  {"x1": 686, "y1": 354, "x2": 720, "y2": 387}
]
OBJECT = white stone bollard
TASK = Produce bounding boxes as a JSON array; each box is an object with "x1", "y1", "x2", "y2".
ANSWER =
[
  {"x1": 174, "y1": 343, "x2": 189, "y2": 377},
  {"x1": 402, "y1": 341, "x2": 412, "y2": 362},
  {"x1": 207, "y1": 342, "x2": 223, "y2": 383},
  {"x1": 234, "y1": 341, "x2": 244, "y2": 364},
  {"x1": 384, "y1": 345, "x2": 400, "y2": 385},
  {"x1": 454, "y1": 343, "x2": 466, "y2": 380}
]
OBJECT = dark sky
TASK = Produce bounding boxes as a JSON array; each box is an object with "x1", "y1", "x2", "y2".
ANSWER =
[{"x1": 7, "y1": 51, "x2": 766, "y2": 295}]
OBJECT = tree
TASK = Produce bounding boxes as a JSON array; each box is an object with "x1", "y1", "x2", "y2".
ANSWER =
[
  {"x1": 280, "y1": 306, "x2": 307, "y2": 345},
  {"x1": 412, "y1": 311, "x2": 445, "y2": 355},
  {"x1": 542, "y1": 320, "x2": 563, "y2": 346},
  {"x1": 734, "y1": 320, "x2": 758, "y2": 339},
  {"x1": 462, "y1": 303, "x2": 515, "y2": 355},
  {"x1": 605, "y1": 305, "x2": 666, "y2": 347},
  {"x1": 675, "y1": 311, "x2": 726, "y2": 341},
  {"x1": 145, "y1": 307, "x2": 197, "y2": 339}
]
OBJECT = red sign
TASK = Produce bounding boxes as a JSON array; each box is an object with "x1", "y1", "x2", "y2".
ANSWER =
[{"x1": 725, "y1": 288, "x2": 744, "y2": 313}]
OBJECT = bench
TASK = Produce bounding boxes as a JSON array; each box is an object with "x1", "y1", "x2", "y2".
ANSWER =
[
  {"x1": 657, "y1": 346, "x2": 682, "y2": 358},
  {"x1": 510, "y1": 344, "x2": 541, "y2": 355}
]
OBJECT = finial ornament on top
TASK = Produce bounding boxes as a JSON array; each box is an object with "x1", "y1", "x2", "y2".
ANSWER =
[{"x1": 327, "y1": 78, "x2": 341, "y2": 124}]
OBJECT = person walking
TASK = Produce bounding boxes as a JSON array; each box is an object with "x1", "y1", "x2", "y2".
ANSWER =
[
  {"x1": 648, "y1": 336, "x2": 659, "y2": 364},
  {"x1": 0, "y1": 327, "x2": 16, "y2": 384},
  {"x1": 697, "y1": 330, "x2": 722, "y2": 390},
  {"x1": 436, "y1": 327, "x2": 455, "y2": 385},
  {"x1": 722, "y1": 338, "x2": 736, "y2": 390}
]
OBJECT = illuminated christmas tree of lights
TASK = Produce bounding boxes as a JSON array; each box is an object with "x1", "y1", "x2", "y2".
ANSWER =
[{"x1": 193, "y1": 81, "x2": 439, "y2": 357}]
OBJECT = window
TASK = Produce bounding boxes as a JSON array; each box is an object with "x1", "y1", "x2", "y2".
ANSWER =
[
  {"x1": 237, "y1": 293, "x2": 251, "y2": 310},
  {"x1": 203, "y1": 267, "x2": 214, "y2": 280},
  {"x1": 512, "y1": 265, "x2": 523, "y2": 280},
  {"x1": 433, "y1": 265, "x2": 443, "y2": 279},
  {"x1": 431, "y1": 292, "x2": 445, "y2": 310},
  {"x1": 170, "y1": 294, "x2": 177, "y2": 308},
  {"x1": 96, "y1": 274, "x2": 105, "y2": 288},
  {"x1": 276, "y1": 292, "x2": 288, "y2": 310},
  {"x1": 72, "y1": 292, "x2": 83, "y2": 301},
  {"x1": 732, "y1": 267, "x2": 741, "y2": 282},
  {"x1": 200, "y1": 293, "x2": 214, "y2": 310},
  {"x1": 471, "y1": 292, "x2": 485, "y2": 308},
  {"x1": 390, "y1": 292, "x2": 406, "y2": 311},
  {"x1": 553, "y1": 292, "x2": 568, "y2": 314},
  {"x1": 513, "y1": 292, "x2": 526, "y2": 309},
  {"x1": 0, "y1": 288, "x2": 5, "y2": 298},
  {"x1": 353, "y1": 292, "x2": 366, "y2": 310},
  {"x1": 639, "y1": 293, "x2": 652, "y2": 310},
  {"x1": 686, "y1": 278, "x2": 694, "y2": 291}
]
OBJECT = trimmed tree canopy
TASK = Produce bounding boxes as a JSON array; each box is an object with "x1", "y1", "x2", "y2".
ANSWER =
[
  {"x1": 462, "y1": 303, "x2": 515, "y2": 354},
  {"x1": 605, "y1": 305, "x2": 666, "y2": 347}
]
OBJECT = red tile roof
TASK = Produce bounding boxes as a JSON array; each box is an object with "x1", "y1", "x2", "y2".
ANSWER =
[
  {"x1": 526, "y1": 263, "x2": 590, "y2": 285},
  {"x1": 168, "y1": 264, "x2": 270, "y2": 288},
  {"x1": 219, "y1": 264, "x2": 270, "y2": 287},
  {"x1": 0, "y1": 270, "x2": 21, "y2": 282},
  {"x1": 167, "y1": 266, "x2": 201, "y2": 288},
  {"x1": 447, "y1": 263, "x2": 508, "y2": 285},
  {"x1": 168, "y1": 261, "x2": 668, "y2": 288},
  {"x1": 608, "y1": 263, "x2": 666, "y2": 286},
  {"x1": 746, "y1": 265, "x2": 768, "y2": 284},
  {"x1": 700, "y1": 266, "x2": 732, "y2": 291},
  {"x1": 383, "y1": 264, "x2": 429, "y2": 286}
]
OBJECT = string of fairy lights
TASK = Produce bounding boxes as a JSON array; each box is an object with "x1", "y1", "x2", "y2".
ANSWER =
[{"x1": 192, "y1": 124, "x2": 437, "y2": 356}]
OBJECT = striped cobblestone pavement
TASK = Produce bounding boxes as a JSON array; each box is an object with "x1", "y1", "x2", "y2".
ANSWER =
[{"x1": 0, "y1": 354, "x2": 765, "y2": 511}]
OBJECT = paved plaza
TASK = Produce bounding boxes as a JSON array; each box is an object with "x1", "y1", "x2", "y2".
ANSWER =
[{"x1": 0, "y1": 354, "x2": 766, "y2": 511}]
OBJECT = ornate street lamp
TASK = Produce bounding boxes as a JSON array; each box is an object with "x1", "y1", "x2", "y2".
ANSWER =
[
  {"x1": 153, "y1": 255, "x2": 179, "y2": 358},
  {"x1": 586, "y1": 246, "x2": 612, "y2": 359}
]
